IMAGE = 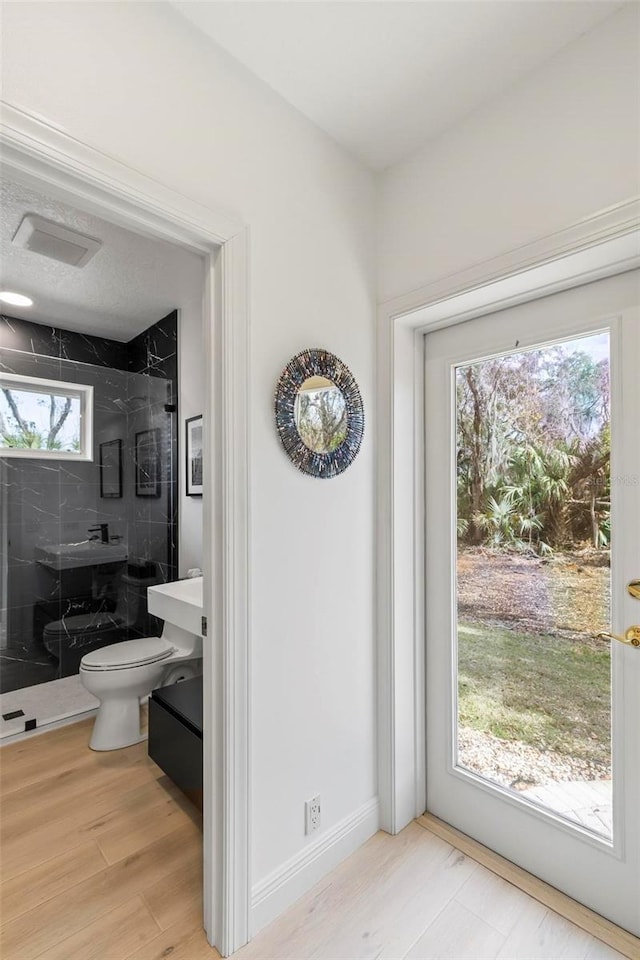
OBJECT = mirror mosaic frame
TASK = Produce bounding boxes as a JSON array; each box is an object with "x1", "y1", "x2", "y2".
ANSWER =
[{"x1": 274, "y1": 348, "x2": 364, "y2": 478}]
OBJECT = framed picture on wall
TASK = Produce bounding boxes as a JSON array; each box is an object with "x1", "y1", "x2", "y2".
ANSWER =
[
  {"x1": 185, "y1": 415, "x2": 203, "y2": 497},
  {"x1": 135, "y1": 428, "x2": 161, "y2": 498},
  {"x1": 99, "y1": 439, "x2": 123, "y2": 498}
]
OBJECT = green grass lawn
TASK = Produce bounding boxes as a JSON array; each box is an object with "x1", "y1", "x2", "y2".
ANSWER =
[{"x1": 458, "y1": 621, "x2": 611, "y2": 765}]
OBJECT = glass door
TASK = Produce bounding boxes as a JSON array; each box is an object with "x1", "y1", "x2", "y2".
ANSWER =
[{"x1": 424, "y1": 271, "x2": 640, "y2": 933}]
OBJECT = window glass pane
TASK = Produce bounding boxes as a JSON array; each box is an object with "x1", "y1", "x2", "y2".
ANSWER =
[{"x1": 0, "y1": 384, "x2": 82, "y2": 452}]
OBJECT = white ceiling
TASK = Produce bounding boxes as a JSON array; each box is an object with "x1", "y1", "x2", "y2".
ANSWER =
[
  {"x1": 172, "y1": 0, "x2": 625, "y2": 171},
  {"x1": 0, "y1": 177, "x2": 204, "y2": 341}
]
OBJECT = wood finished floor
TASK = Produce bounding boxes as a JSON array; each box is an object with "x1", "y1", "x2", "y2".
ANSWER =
[{"x1": 0, "y1": 718, "x2": 634, "y2": 960}]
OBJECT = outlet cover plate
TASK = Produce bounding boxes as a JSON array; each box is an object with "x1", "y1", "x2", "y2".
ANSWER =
[{"x1": 305, "y1": 795, "x2": 321, "y2": 835}]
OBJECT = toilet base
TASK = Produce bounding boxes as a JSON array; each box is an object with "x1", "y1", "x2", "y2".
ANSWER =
[{"x1": 88, "y1": 696, "x2": 144, "y2": 751}]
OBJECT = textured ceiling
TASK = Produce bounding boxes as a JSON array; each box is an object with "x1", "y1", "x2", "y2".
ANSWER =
[
  {"x1": 172, "y1": 0, "x2": 626, "y2": 170},
  {"x1": 0, "y1": 178, "x2": 204, "y2": 341}
]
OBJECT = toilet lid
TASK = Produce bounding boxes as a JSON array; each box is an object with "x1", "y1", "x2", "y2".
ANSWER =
[{"x1": 81, "y1": 636, "x2": 175, "y2": 670}]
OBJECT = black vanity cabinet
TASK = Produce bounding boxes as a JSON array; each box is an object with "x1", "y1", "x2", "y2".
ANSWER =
[{"x1": 148, "y1": 677, "x2": 202, "y2": 809}]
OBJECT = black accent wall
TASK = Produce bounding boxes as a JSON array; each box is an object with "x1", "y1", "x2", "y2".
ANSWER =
[{"x1": 0, "y1": 314, "x2": 128, "y2": 369}]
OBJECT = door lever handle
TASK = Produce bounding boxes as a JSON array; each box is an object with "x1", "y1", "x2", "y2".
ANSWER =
[
  {"x1": 597, "y1": 626, "x2": 640, "y2": 647},
  {"x1": 628, "y1": 580, "x2": 640, "y2": 600}
]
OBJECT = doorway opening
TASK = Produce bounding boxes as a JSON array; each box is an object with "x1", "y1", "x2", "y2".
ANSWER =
[
  {"x1": 377, "y1": 215, "x2": 639, "y2": 937},
  {"x1": 1, "y1": 104, "x2": 251, "y2": 955},
  {"x1": 0, "y1": 174, "x2": 204, "y2": 736}
]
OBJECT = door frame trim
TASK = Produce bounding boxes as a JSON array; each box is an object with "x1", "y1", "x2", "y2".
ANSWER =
[
  {"x1": 376, "y1": 198, "x2": 640, "y2": 835},
  {"x1": 0, "y1": 100, "x2": 251, "y2": 956}
]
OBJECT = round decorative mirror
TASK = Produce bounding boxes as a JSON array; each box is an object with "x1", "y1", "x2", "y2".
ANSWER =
[{"x1": 275, "y1": 349, "x2": 364, "y2": 478}]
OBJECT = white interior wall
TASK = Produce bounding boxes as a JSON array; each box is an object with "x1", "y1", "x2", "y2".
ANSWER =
[
  {"x1": 378, "y1": 4, "x2": 640, "y2": 303},
  {"x1": 0, "y1": 0, "x2": 376, "y2": 900}
]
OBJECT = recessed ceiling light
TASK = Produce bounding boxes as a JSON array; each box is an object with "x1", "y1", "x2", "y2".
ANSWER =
[{"x1": 0, "y1": 291, "x2": 34, "y2": 307}]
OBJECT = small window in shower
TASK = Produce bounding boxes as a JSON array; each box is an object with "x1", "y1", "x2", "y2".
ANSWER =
[{"x1": 0, "y1": 372, "x2": 93, "y2": 460}]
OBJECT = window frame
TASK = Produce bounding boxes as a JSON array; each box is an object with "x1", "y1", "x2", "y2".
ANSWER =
[{"x1": 0, "y1": 371, "x2": 94, "y2": 461}]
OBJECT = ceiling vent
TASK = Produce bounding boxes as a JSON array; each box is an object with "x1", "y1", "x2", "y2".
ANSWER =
[{"x1": 12, "y1": 214, "x2": 102, "y2": 268}]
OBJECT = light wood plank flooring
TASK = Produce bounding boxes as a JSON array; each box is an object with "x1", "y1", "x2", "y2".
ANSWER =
[
  {"x1": 0, "y1": 714, "x2": 210, "y2": 960},
  {"x1": 1, "y1": 718, "x2": 635, "y2": 959}
]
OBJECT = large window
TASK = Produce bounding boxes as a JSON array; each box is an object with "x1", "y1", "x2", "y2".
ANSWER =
[{"x1": 0, "y1": 372, "x2": 93, "y2": 460}]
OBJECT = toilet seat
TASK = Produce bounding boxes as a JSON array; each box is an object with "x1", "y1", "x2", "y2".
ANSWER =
[{"x1": 80, "y1": 636, "x2": 175, "y2": 672}]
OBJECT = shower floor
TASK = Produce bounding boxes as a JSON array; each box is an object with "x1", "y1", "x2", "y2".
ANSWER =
[{"x1": 0, "y1": 675, "x2": 98, "y2": 740}]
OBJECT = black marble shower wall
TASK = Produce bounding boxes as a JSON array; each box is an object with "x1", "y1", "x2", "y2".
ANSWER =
[
  {"x1": 0, "y1": 312, "x2": 178, "y2": 694},
  {"x1": 127, "y1": 310, "x2": 178, "y2": 597}
]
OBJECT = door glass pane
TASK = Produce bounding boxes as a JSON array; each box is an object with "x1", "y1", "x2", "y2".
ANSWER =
[{"x1": 455, "y1": 331, "x2": 612, "y2": 839}]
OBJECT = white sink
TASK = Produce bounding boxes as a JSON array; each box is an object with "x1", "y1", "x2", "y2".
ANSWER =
[
  {"x1": 35, "y1": 541, "x2": 128, "y2": 570},
  {"x1": 147, "y1": 577, "x2": 203, "y2": 636}
]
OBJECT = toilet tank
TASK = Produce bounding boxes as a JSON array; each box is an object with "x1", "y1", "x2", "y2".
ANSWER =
[{"x1": 120, "y1": 571, "x2": 163, "y2": 636}]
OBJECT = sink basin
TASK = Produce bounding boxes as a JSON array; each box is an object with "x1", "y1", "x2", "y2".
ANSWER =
[
  {"x1": 35, "y1": 540, "x2": 128, "y2": 571},
  {"x1": 147, "y1": 577, "x2": 203, "y2": 636}
]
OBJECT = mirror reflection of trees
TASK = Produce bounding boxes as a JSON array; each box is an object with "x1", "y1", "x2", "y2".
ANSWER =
[
  {"x1": 295, "y1": 382, "x2": 347, "y2": 454},
  {"x1": 456, "y1": 340, "x2": 610, "y2": 554}
]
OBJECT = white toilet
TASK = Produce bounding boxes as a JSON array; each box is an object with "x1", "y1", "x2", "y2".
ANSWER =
[{"x1": 80, "y1": 622, "x2": 202, "y2": 751}]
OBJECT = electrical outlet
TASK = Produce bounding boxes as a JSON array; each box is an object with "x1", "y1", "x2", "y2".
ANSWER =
[{"x1": 305, "y1": 795, "x2": 321, "y2": 835}]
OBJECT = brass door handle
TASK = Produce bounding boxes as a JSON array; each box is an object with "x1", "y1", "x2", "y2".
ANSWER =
[
  {"x1": 628, "y1": 580, "x2": 640, "y2": 600},
  {"x1": 598, "y1": 626, "x2": 640, "y2": 647}
]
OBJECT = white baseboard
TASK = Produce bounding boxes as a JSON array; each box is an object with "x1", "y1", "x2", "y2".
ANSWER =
[{"x1": 251, "y1": 797, "x2": 379, "y2": 937}]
